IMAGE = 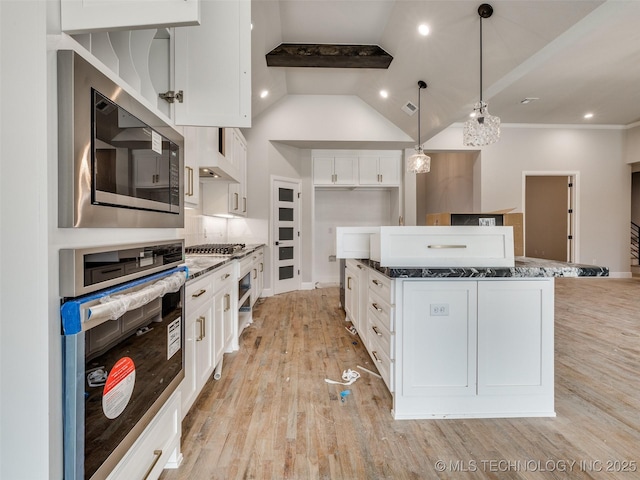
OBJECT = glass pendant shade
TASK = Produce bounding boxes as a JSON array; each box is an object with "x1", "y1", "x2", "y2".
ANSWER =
[
  {"x1": 407, "y1": 147, "x2": 431, "y2": 173},
  {"x1": 463, "y1": 101, "x2": 500, "y2": 146}
]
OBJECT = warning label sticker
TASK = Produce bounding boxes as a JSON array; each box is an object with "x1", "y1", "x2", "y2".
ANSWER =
[
  {"x1": 102, "y1": 357, "x2": 136, "y2": 419},
  {"x1": 167, "y1": 318, "x2": 181, "y2": 360}
]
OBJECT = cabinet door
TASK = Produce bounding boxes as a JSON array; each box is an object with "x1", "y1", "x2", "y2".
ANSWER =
[
  {"x1": 477, "y1": 279, "x2": 554, "y2": 397},
  {"x1": 401, "y1": 281, "x2": 477, "y2": 396},
  {"x1": 313, "y1": 157, "x2": 335, "y2": 185},
  {"x1": 61, "y1": 0, "x2": 200, "y2": 34},
  {"x1": 333, "y1": 157, "x2": 357, "y2": 185},
  {"x1": 213, "y1": 289, "x2": 226, "y2": 367},
  {"x1": 344, "y1": 263, "x2": 358, "y2": 324},
  {"x1": 173, "y1": 0, "x2": 251, "y2": 127},
  {"x1": 358, "y1": 157, "x2": 380, "y2": 185},
  {"x1": 194, "y1": 305, "x2": 215, "y2": 392},
  {"x1": 377, "y1": 157, "x2": 400, "y2": 185}
]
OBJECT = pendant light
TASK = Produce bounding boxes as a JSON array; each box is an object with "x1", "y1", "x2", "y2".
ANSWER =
[
  {"x1": 463, "y1": 3, "x2": 500, "y2": 147},
  {"x1": 407, "y1": 80, "x2": 431, "y2": 173}
]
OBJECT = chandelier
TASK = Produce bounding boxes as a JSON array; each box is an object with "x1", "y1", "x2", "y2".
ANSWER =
[
  {"x1": 463, "y1": 3, "x2": 500, "y2": 147},
  {"x1": 407, "y1": 80, "x2": 431, "y2": 173}
]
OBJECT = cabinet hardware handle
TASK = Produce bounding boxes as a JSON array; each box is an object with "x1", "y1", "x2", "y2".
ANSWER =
[
  {"x1": 372, "y1": 279, "x2": 382, "y2": 287},
  {"x1": 427, "y1": 245, "x2": 467, "y2": 249},
  {"x1": 253, "y1": 268, "x2": 257, "y2": 279},
  {"x1": 372, "y1": 351, "x2": 381, "y2": 363},
  {"x1": 142, "y1": 450, "x2": 163, "y2": 480},
  {"x1": 188, "y1": 166, "x2": 194, "y2": 196},
  {"x1": 222, "y1": 273, "x2": 230, "y2": 280},
  {"x1": 372, "y1": 302, "x2": 382, "y2": 312},
  {"x1": 234, "y1": 192, "x2": 239, "y2": 210},
  {"x1": 372, "y1": 325, "x2": 382, "y2": 336},
  {"x1": 196, "y1": 316, "x2": 205, "y2": 341},
  {"x1": 347, "y1": 277, "x2": 352, "y2": 290},
  {"x1": 192, "y1": 289, "x2": 207, "y2": 298},
  {"x1": 260, "y1": 262, "x2": 263, "y2": 272},
  {"x1": 227, "y1": 293, "x2": 232, "y2": 311},
  {"x1": 357, "y1": 264, "x2": 363, "y2": 270},
  {"x1": 243, "y1": 197, "x2": 247, "y2": 213}
]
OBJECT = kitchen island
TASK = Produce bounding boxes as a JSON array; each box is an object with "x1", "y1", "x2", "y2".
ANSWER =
[{"x1": 340, "y1": 227, "x2": 608, "y2": 419}]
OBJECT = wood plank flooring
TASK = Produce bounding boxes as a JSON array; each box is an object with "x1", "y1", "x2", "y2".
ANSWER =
[{"x1": 160, "y1": 278, "x2": 640, "y2": 479}]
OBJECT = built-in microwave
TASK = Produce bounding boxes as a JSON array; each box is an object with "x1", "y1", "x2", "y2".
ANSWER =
[{"x1": 57, "y1": 50, "x2": 184, "y2": 228}]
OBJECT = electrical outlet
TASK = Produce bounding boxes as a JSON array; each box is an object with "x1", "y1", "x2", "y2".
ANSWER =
[{"x1": 430, "y1": 304, "x2": 449, "y2": 316}]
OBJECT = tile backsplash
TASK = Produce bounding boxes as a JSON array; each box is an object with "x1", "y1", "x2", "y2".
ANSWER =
[{"x1": 184, "y1": 208, "x2": 228, "y2": 246}]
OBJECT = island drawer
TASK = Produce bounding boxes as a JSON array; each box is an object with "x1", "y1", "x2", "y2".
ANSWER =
[
  {"x1": 369, "y1": 345, "x2": 393, "y2": 392},
  {"x1": 367, "y1": 313, "x2": 393, "y2": 360},
  {"x1": 367, "y1": 288, "x2": 394, "y2": 333},
  {"x1": 368, "y1": 269, "x2": 393, "y2": 301}
]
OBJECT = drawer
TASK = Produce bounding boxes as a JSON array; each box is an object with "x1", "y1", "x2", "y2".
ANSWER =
[
  {"x1": 212, "y1": 263, "x2": 235, "y2": 292},
  {"x1": 107, "y1": 392, "x2": 180, "y2": 480},
  {"x1": 186, "y1": 274, "x2": 213, "y2": 315},
  {"x1": 369, "y1": 344, "x2": 393, "y2": 393},
  {"x1": 239, "y1": 255, "x2": 253, "y2": 276},
  {"x1": 368, "y1": 314, "x2": 392, "y2": 360},
  {"x1": 368, "y1": 269, "x2": 392, "y2": 302},
  {"x1": 367, "y1": 288, "x2": 394, "y2": 332}
]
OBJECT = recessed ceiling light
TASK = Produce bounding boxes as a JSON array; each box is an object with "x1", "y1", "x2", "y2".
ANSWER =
[
  {"x1": 418, "y1": 24, "x2": 430, "y2": 36},
  {"x1": 380, "y1": 90, "x2": 389, "y2": 99},
  {"x1": 584, "y1": 112, "x2": 594, "y2": 119},
  {"x1": 260, "y1": 90, "x2": 269, "y2": 98}
]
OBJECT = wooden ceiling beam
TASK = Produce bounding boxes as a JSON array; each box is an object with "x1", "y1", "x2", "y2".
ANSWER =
[{"x1": 265, "y1": 43, "x2": 393, "y2": 69}]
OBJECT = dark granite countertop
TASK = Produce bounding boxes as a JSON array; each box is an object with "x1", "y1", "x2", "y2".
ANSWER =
[
  {"x1": 184, "y1": 244, "x2": 264, "y2": 281},
  {"x1": 359, "y1": 256, "x2": 609, "y2": 279}
]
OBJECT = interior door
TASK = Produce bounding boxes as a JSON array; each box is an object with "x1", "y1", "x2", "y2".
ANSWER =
[
  {"x1": 525, "y1": 175, "x2": 575, "y2": 262},
  {"x1": 273, "y1": 178, "x2": 301, "y2": 295}
]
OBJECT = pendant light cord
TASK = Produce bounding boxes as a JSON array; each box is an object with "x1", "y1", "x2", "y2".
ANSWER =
[
  {"x1": 416, "y1": 80, "x2": 426, "y2": 148},
  {"x1": 479, "y1": 15, "x2": 483, "y2": 103}
]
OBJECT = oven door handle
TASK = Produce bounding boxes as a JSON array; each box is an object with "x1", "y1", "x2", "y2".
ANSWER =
[{"x1": 61, "y1": 266, "x2": 188, "y2": 336}]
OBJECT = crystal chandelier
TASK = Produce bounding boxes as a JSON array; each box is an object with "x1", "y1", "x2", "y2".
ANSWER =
[
  {"x1": 407, "y1": 80, "x2": 431, "y2": 173},
  {"x1": 463, "y1": 3, "x2": 500, "y2": 147}
]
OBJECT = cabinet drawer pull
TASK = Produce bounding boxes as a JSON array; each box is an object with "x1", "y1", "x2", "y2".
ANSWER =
[
  {"x1": 372, "y1": 325, "x2": 382, "y2": 336},
  {"x1": 191, "y1": 288, "x2": 207, "y2": 298},
  {"x1": 260, "y1": 262, "x2": 264, "y2": 272},
  {"x1": 196, "y1": 316, "x2": 205, "y2": 341},
  {"x1": 356, "y1": 264, "x2": 363, "y2": 270},
  {"x1": 142, "y1": 450, "x2": 163, "y2": 480},
  {"x1": 221, "y1": 273, "x2": 230, "y2": 280},
  {"x1": 427, "y1": 244, "x2": 467, "y2": 249},
  {"x1": 253, "y1": 268, "x2": 257, "y2": 279},
  {"x1": 372, "y1": 279, "x2": 382, "y2": 287},
  {"x1": 372, "y1": 351, "x2": 381, "y2": 363},
  {"x1": 347, "y1": 277, "x2": 352, "y2": 290},
  {"x1": 372, "y1": 302, "x2": 382, "y2": 312}
]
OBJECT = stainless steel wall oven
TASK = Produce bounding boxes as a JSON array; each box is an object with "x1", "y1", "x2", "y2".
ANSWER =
[
  {"x1": 57, "y1": 50, "x2": 184, "y2": 228},
  {"x1": 60, "y1": 240, "x2": 186, "y2": 479}
]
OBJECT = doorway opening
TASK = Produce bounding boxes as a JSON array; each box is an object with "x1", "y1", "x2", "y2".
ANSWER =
[{"x1": 523, "y1": 173, "x2": 577, "y2": 262}]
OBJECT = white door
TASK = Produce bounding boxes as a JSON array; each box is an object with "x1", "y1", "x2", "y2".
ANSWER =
[{"x1": 272, "y1": 178, "x2": 301, "y2": 295}]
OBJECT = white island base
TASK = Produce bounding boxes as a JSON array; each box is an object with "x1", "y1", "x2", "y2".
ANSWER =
[{"x1": 393, "y1": 277, "x2": 555, "y2": 419}]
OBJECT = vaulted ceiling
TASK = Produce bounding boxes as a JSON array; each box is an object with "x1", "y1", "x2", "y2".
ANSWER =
[{"x1": 250, "y1": 0, "x2": 640, "y2": 145}]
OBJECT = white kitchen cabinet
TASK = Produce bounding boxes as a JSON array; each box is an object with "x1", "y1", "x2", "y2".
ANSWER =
[
  {"x1": 201, "y1": 128, "x2": 247, "y2": 218},
  {"x1": 61, "y1": 0, "x2": 200, "y2": 34},
  {"x1": 401, "y1": 281, "x2": 477, "y2": 397},
  {"x1": 173, "y1": 0, "x2": 251, "y2": 127},
  {"x1": 250, "y1": 247, "x2": 264, "y2": 307},
  {"x1": 211, "y1": 263, "x2": 236, "y2": 355},
  {"x1": 358, "y1": 156, "x2": 400, "y2": 186},
  {"x1": 344, "y1": 260, "x2": 359, "y2": 325},
  {"x1": 313, "y1": 156, "x2": 357, "y2": 185},
  {"x1": 477, "y1": 280, "x2": 554, "y2": 398},
  {"x1": 106, "y1": 391, "x2": 181, "y2": 480},
  {"x1": 182, "y1": 274, "x2": 214, "y2": 416}
]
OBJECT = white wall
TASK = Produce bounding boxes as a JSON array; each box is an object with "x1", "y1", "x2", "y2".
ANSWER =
[
  {"x1": 420, "y1": 124, "x2": 630, "y2": 275},
  {"x1": 242, "y1": 95, "x2": 413, "y2": 292}
]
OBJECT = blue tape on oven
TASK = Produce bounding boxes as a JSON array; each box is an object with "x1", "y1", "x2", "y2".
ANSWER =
[{"x1": 60, "y1": 265, "x2": 188, "y2": 336}]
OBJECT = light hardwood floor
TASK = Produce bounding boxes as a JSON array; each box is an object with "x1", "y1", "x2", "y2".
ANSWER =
[{"x1": 160, "y1": 278, "x2": 640, "y2": 479}]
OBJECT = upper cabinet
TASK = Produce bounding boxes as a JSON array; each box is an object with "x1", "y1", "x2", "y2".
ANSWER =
[
  {"x1": 61, "y1": 0, "x2": 201, "y2": 34},
  {"x1": 172, "y1": 0, "x2": 251, "y2": 127},
  {"x1": 358, "y1": 156, "x2": 401, "y2": 186},
  {"x1": 313, "y1": 151, "x2": 401, "y2": 187}
]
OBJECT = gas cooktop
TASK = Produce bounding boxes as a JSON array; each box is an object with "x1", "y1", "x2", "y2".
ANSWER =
[{"x1": 185, "y1": 243, "x2": 246, "y2": 255}]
